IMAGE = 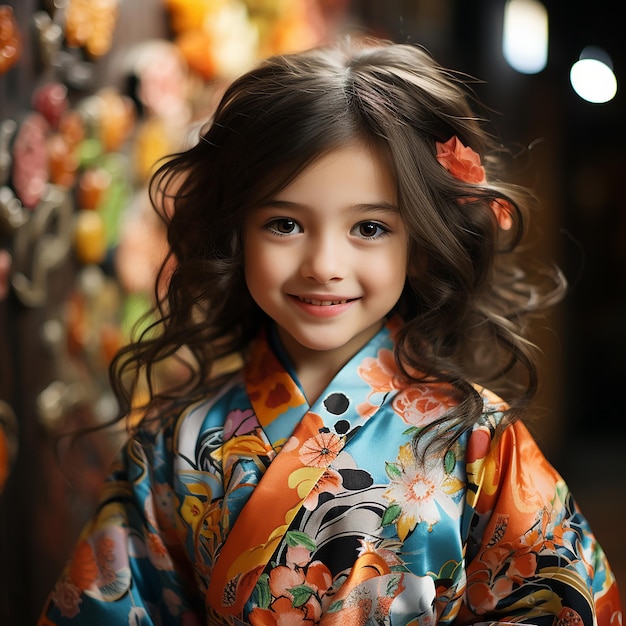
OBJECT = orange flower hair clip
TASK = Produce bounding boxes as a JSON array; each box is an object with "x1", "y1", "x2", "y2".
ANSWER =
[{"x1": 435, "y1": 136, "x2": 513, "y2": 230}]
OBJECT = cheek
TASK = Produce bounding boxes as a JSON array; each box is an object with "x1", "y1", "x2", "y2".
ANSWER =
[
  {"x1": 244, "y1": 243, "x2": 285, "y2": 293},
  {"x1": 372, "y1": 244, "x2": 408, "y2": 282},
  {"x1": 364, "y1": 249, "x2": 408, "y2": 285}
]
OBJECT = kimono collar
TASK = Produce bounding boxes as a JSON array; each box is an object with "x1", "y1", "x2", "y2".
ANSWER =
[
  {"x1": 208, "y1": 315, "x2": 407, "y2": 616},
  {"x1": 244, "y1": 316, "x2": 406, "y2": 448}
]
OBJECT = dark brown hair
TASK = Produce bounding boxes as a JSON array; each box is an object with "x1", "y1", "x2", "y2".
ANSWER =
[{"x1": 109, "y1": 35, "x2": 566, "y2": 455}]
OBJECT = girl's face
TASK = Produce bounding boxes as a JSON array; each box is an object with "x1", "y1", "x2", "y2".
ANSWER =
[{"x1": 243, "y1": 141, "x2": 408, "y2": 372}]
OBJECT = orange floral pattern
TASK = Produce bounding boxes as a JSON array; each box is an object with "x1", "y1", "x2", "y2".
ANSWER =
[
  {"x1": 299, "y1": 431, "x2": 344, "y2": 468},
  {"x1": 38, "y1": 320, "x2": 622, "y2": 625},
  {"x1": 392, "y1": 383, "x2": 458, "y2": 427}
]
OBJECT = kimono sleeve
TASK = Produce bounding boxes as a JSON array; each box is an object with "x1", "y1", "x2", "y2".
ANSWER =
[
  {"x1": 37, "y1": 424, "x2": 204, "y2": 626},
  {"x1": 458, "y1": 419, "x2": 622, "y2": 626}
]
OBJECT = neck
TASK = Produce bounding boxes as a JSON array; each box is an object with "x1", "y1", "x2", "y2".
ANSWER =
[
  {"x1": 275, "y1": 321, "x2": 385, "y2": 404},
  {"x1": 292, "y1": 351, "x2": 346, "y2": 405}
]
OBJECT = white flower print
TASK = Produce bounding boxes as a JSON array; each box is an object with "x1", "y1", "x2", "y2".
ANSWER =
[{"x1": 382, "y1": 443, "x2": 461, "y2": 539}]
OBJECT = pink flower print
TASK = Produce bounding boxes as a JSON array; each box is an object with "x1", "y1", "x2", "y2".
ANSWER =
[
  {"x1": 51, "y1": 580, "x2": 82, "y2": 618},
  {"x1": 147, "y1": 532, "x2": 174, "y2": 570},
  {"x1": 286, "y1": 544, "x2": 312, "y2": 568},
  {"x1": 302, "y1": 467, "x2": 343, "y2": 511},
  {"x1": 299, "y1": 432, "x2": 343, "y2": 468},
  {"x1": 94, "y1": 535, "x2": 118, "y2": 586},
  {"x1": 392, "y1": 384, "x2": 457, "y2": 426},
  {"x1": 223, "y1": 408, "x2": 258, "y2": 439},
  {"x1": 358, "y1": 349, "x2": 404, "y2": 394},
  {"x1": 269, "y1": 564, "x2": 305, "y2": 597},
  {"x1": 357, "y1": 349, "x2": 406, "y2": 417}
]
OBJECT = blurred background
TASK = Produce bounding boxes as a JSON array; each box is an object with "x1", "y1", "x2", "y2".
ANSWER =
[{"x1": 0, "y1": 0, "x2": 624, "y2": 623}]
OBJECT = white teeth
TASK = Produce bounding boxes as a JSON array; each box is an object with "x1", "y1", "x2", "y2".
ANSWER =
[{"x1": 299, "y1": 297, "x2": 348, "y2": 306}]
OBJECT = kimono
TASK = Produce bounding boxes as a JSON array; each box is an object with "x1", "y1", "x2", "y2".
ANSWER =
[{"x1": 38, "y1": 318, "x2": 622, "y2": 626}]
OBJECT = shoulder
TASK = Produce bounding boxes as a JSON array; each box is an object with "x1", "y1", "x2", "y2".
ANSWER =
[
  {"x1": 123, "y1": 373, "x2": 245, "y2": 450},
  {"x1": 173, "y1": 371, "x2": 247, "y2": 448},
  {"x1": 464, "y1": 385, "x2": 551, "y2": 480},
  {"x1": 472, "y1": 384, "x2": 509, "y2": 413},
  {"x1": 461, "y1": 384, "x2": 524, "y2": 464}
]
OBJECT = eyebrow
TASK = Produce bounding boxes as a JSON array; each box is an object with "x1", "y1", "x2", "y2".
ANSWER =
[{"x1": 258, "y1": 199, "x2": 400, "y2": 213}]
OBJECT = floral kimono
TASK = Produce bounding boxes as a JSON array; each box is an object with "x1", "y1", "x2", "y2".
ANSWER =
[{"x1": 38, "y1": 318, "x2": 622, "y2": 626}]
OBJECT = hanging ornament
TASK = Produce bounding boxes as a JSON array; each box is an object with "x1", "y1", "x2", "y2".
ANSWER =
[
  {"x1": 73, "y1": 209, "x2": 106, "y2": 265},
  {"x1": 47, "y1": 132, "x2": 80, "y2": 189},
  {"x1": 11, "y1": 113, "x2": 50, "y2": 210},
  {"x1": 32, "y1": 82, "x2": 69, "y2": 129},
  {"x1": 64, "y1": 0, "x2": 120, "y2": 58},
  {"x1": 0, "y1": 5, "x2": 21, "y2": 74},
  {"x1": 77, "y1": 166, "x2": 111, "y2": 211},
  {"x1": 97, "y1": 88, "x2": 136, "y2": 153}
]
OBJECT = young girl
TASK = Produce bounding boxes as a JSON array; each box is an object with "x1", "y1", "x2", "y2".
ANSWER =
[{"x1": 38, "y1": 36, "x2": 622, "y2": 625}]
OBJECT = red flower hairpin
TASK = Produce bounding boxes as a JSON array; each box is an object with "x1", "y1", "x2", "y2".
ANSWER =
[{"x1": 435, "y1": 136, "x2": 513, "y2": 231}]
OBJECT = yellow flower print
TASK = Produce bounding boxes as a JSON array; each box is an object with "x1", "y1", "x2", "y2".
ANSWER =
[
  {"x1": 288, "y1": 466, "x2": 343, "y2": 510},
  {"x1": 179, "y1": 477, "x2": 214, "y2": 533},
  {"x1": 219, "y1": 431, "x2": 276, "y2": 476},
  {"x1": 181, "y1": 494, "x2": 205, "y2": 530}
]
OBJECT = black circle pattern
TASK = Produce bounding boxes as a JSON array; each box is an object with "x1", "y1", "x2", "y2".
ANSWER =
[
  {"x1": 334, "y1": 419, "x2": 350, "y2": 435},
  {"x1": 324, "y1": 392, "x2": 349, "y2": 415}
]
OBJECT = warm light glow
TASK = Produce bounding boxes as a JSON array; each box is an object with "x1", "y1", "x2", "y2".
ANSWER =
[
  {"x1": 570, "y1": 48, "x2": 618, "y2": 103},
  {"x1": 502, "y1": 0, "x2": 548, "y2": 74}
]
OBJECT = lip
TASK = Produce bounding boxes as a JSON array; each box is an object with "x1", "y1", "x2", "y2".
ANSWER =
[{"x1": 289, "y1": 294, "x2": 358, "y2": 317}]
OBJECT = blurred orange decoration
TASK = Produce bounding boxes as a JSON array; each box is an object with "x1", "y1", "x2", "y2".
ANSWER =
[
  {"x1": 47, "y1": 133, "x2": 80, "y2": 188},
  {"x1": 74, "y1": 209, "x2": 107, "y2": 265},
  {"x1": 77, "y1": 167, "x2": 112, "y2": 211},
  {"x1": 0, "y1": 4, "x2": 21, "y2": 73},
  {"x1": 58, "y1": 109, "x2": 87, "y2": 147},
  {"x1": 85, "y1": 87, "x2": 137, "y2": 153},
  {"x1": 163, "y1": 0, "x2": 350, "y2": 80},
  {"x1": 64, "y1": 0, "x2": 120, "y2": 57},
  {"x1": 100, "y1": 89, "x2": 136, "y2": 152},
  {"x1": 48, "y1": 109, "x2": 87, "y2": 189}
]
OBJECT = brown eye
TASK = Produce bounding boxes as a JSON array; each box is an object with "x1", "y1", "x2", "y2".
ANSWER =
[
  {"x1": 266, "y1": 218, "x2": 301, "y2": 235},
  {"x1": 353, "y1": 221, "x2": 388, "y2": 239}
]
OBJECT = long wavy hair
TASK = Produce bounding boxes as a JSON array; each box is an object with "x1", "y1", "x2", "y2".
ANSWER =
[{"x1": 109, "y1": 35, "x2": 566, "y2": 456}]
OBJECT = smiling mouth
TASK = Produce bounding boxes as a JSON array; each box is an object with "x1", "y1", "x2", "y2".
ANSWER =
[{"x1": 297, "y1": 296, "x2": 353, "y2": 306}]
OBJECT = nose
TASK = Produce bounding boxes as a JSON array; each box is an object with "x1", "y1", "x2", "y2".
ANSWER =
[{"x1": 301, "y1": 234, "x2": 344, "y2": 283}]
